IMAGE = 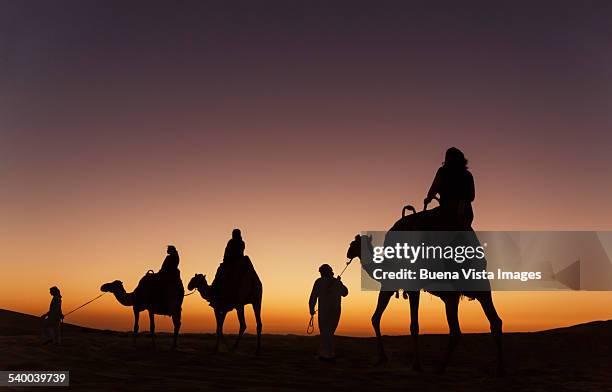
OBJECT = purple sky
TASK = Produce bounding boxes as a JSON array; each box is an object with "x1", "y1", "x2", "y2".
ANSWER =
[{"x1": 1, "y1": 1, "x2": 612, "y2": 333}]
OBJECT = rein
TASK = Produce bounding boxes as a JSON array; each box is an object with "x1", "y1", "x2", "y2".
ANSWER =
[{"x1": 184, "y1": 289, "x2": 197, "y2": 296}]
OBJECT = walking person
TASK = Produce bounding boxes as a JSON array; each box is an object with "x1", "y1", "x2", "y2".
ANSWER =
[
  {"x1": 41, "y1": 286, "x2": 63, "y2": 345},
  {"x1": 309, "y1": 264, "x2": 348, "y2": 363}
]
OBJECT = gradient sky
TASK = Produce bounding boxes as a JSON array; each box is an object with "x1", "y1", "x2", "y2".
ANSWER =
[{"x1": 1, "y1": 1, "x2": 611, "y2": 335}]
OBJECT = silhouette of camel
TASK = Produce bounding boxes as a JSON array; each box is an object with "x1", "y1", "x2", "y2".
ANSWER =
[
  {"x1": 188, "y1": 256, "x2": 262, "y2": 354},
  {"x1": 346, "y1": 207, "x2": 504, "y2": 375},
  {"x1": 100, "y1": 271, "x2": 184, "y2": 350}
]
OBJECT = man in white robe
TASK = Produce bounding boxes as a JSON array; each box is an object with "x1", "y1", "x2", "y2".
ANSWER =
[{"x1": 309, "y1": 264, "x2": 348, "y2": 362}]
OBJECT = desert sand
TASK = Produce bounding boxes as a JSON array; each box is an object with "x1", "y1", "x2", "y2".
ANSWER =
[{"x1": 1, "y1": 309, "x2": 610, "y2": 391}]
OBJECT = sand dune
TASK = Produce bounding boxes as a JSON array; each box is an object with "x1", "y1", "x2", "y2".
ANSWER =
[
  {"x1": 1, "y1": 309, "x2": 611, "y2": 391},
  {"x1": 0, "y1": 309, "x2": 96, "y2": 337}
]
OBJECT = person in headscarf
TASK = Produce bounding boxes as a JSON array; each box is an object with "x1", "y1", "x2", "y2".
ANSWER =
[
  {"x1": 211, "y1": 229, "x2": 246, "y2": 307},
  {"x1": 309, "y1": 264, "x2": 349, "y2": 363},
  {"x1": 424, "y1": 147, "x2": 475, "y2": 229},
  {"x1": 41, "y1": 286, "x2": 63, "y2": 345},
  {"x1": 160, "y1": 245, "x2": 180, "y2": 276},
  {"x1": 223, "y1": 229, "x2": 245, "y2": 264}
]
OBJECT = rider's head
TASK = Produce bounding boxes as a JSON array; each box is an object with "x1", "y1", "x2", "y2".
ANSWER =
[
  {"x1": 232, "y1": 229, "x2": 242, "y2": 240},
  {"x1": 319, "y1": 264, "x2": 334, "y2": 278},
  {"x1": 444, "y1": 147, "x2": 468, "y2": 169},
  {"x1": 49, "y1": 286, "x2": 61, "y2": 297},
  {"x1": 167, "y1": 245, "x2": 177, "y2": 255}
]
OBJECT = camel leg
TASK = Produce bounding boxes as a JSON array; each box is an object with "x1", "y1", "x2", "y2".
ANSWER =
[
  {"x1": 408, "y1": 291, "x2": 422, "y2": 372},
  {"x1": 435, "y1": 293, "x2": 461, "y2": 375},
  {"x1": 253, "y1": 300, "x2": 263, "y2": 355},
  {"x1": 214, "y1": 310, "x2": 227, "y2": 353},
  {"x1": 148, "y1": 310, "x2": 156, "y2": 350},
  {"x1": 132, "y1": 307, "x2": 139, "y2": 346},
  {"x1": 171, "y1": 311, "x2": 181, "y2": 351},
  {"x1": 372, "y1": 291, "x2": 394, "y2": 365},
  {"x1": 232, "y1": 306, "x2": 247, "y2": 351},
  {"x1": 477, "y1": 292, "x2": 504, "y2": 376}
]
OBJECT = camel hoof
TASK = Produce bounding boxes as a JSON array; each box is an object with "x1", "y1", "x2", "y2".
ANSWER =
[
  {"x1": 412, "y1": 362, "x2": 423, "y2": 372},
  {"x1": 255, "y1": 349, "x2": 261, "y2": 356}
]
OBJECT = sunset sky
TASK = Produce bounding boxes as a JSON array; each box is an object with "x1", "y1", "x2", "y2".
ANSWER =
[{"x1": 1, "y1": 1, "x2": 611, "y2": 335}]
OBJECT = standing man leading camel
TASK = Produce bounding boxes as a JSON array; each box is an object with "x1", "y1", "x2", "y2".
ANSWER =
[
  {"x1": 309, "y1": 264, "x2": 349, "y2": 363},
  {"x1": 41, "y1": 286, "x2": 63, "y2": 345}
]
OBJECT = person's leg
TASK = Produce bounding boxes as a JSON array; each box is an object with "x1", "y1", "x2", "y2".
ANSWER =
[
  {"x1": 41, "y1": 320, "x2": 52, "y2": 345},
  {"x1": 318, "y1": 315, "x2": 333, "y2": 359},
  {"x1": 328, "y1": 313, "x2": 341, "y2": 359},
  {"x1": 53, "y1": 323, "x2": 61, "y2": 345}
]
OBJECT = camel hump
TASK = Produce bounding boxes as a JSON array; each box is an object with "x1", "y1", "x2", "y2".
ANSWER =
[
  {"x1": 137, "y1": 269, "x2": 183, "y2": 295},
  {"x1": 135, "y1": 269, "x2": 184, "y2": 314},
  {"x1": 209, "y1": 255, "x2": 259, "y2": 311}
]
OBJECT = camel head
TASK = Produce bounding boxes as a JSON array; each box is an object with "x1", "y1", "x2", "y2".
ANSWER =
[
  {"x1": 347, "y1": 234, "x2": 373, "y2": 261},
  {"x1": 100, "y1": 280, "x2": 125, "y2": 294},
  {"x1": 188, "y1": 273, "x2": 209, "y2": 294}
]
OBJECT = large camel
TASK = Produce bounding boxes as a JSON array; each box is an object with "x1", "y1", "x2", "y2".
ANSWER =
[
  {"x1": 100, "y1": 271, "x2": 184, "y2": 349},
  {"x1": 188, "y1": 256, "x2": 262, "y2": 354},
  {"x1": 346, "y1": 205, "x2": 504, "y2": 375}
]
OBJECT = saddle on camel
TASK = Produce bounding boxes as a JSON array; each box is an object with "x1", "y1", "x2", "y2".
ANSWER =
[
  {"x1": 140, "y1": 245, "x2": 184, "y2": 313},
  {"x1": 208, "y1": 229, "x2": 255, "y2": 312}
]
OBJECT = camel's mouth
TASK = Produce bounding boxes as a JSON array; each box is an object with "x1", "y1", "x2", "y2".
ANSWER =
[
  {"x1": 100, "y1": 280, "x2": 121, "y2": 292},
  {"x1": 188, "y1": 274, "x2": 205, "y2": 291}
]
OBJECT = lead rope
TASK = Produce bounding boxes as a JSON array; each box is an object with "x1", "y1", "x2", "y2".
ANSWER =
[
  {"x1": 306, "y1": 259, "x2": 352, "y2": 335},
  {"x1": 307, "y1": 311, "x2": 316, "y2": 334},
  {"x1": 58, "y1": 283, "x2": 195, "y2": 344},
  {"x1": 59, "y1": 292, "x2": 108, "y2": 343},
  {"x1": 62, "y1": 287, "x2": 195, "y2": 320},
  {"x1": 63, "y1": 292, "x2": 107, "y2": 318}
]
